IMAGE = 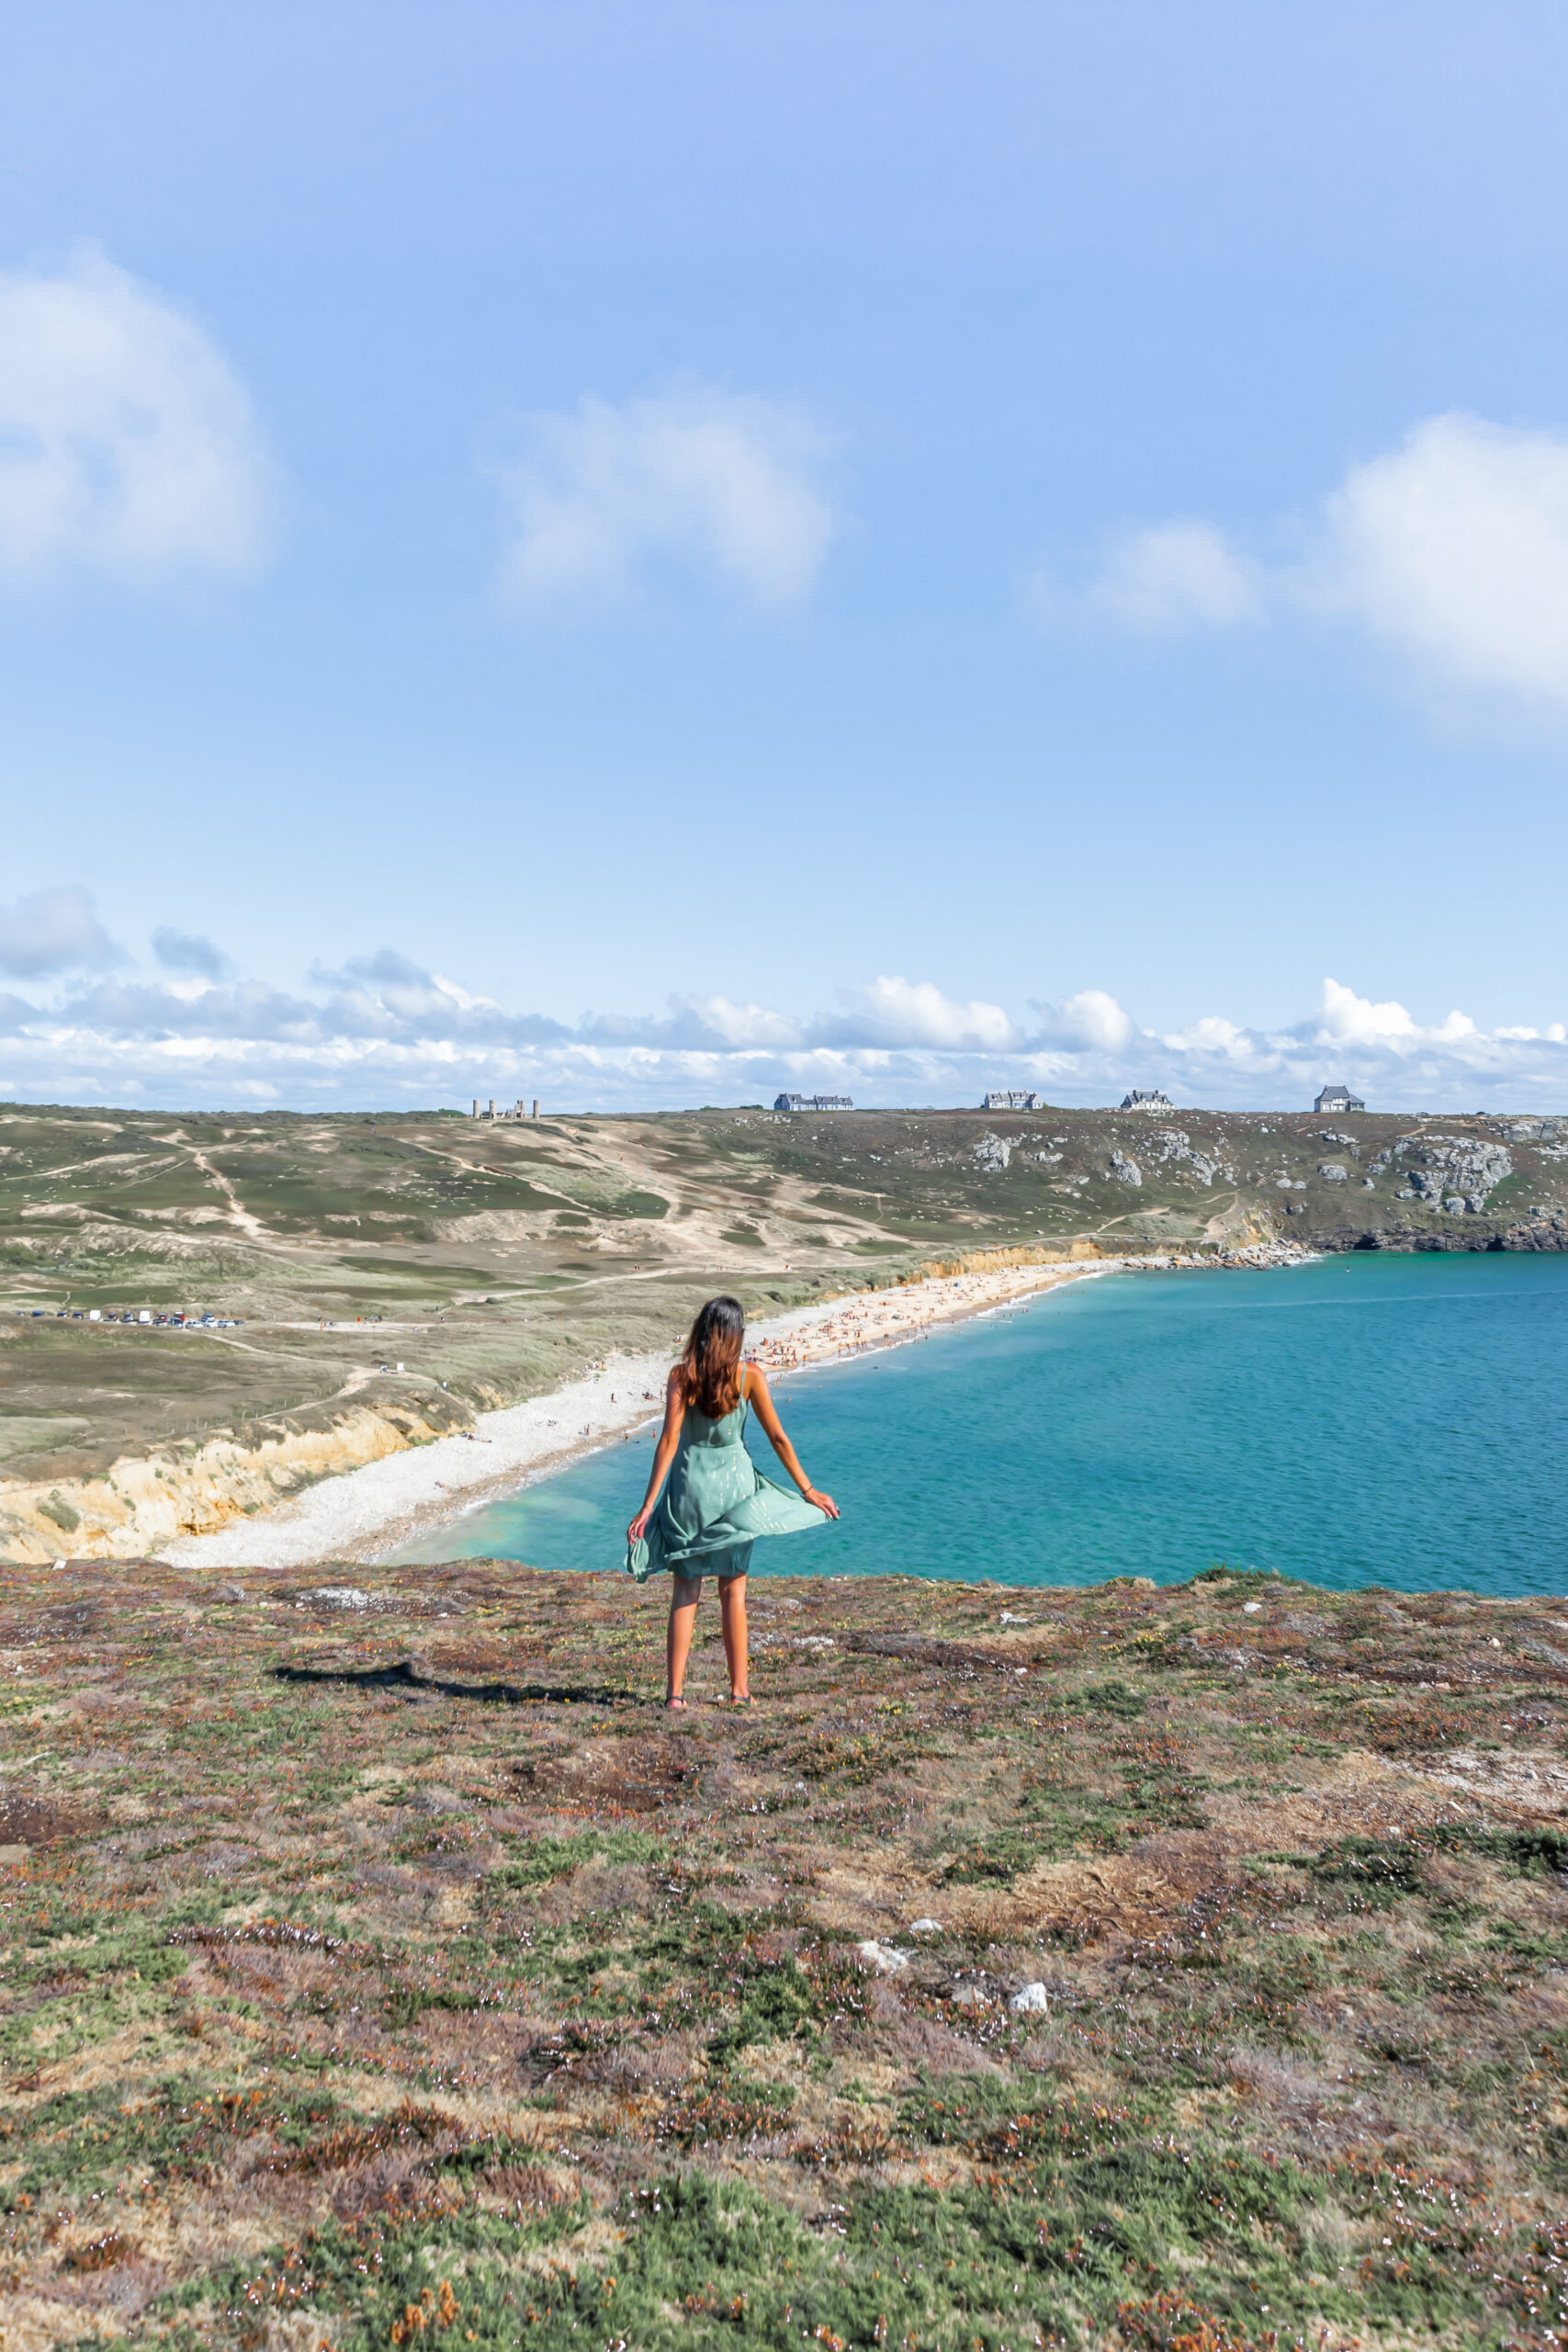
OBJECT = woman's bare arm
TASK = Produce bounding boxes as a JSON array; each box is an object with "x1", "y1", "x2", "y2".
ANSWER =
[
  {"x1": 743, "y1": 1366, "x2": 839, "y2": 1518},
  {"x1": 627, "y1": 1371, "x2": 686, "y2": 1543}
]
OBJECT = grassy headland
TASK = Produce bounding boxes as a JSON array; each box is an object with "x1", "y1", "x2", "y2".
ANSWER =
[
  {"x1": 3, "y1": 1558, "x2": 1567, "y2": 2347},
  {"x1": 3, "y1": 1101, "x2": 1564, "y2": 1560}
]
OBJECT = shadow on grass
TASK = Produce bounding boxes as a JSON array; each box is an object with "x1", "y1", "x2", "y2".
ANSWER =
[{"x1": 270, "y1": 1658, "x2": 632, "y2": 1707}]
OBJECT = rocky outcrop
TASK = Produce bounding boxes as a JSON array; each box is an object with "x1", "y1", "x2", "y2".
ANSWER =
[
  {"x1": 1493, "y1": 1211, "x2": 1568, "y2": 1251},
  {"x1": 1388, "y1": 1136, "x2": 1513, "y2": 1215},
  {"x1": 1146, "y1": 1129, "x2": 1234, "y2": 1185},
  {"x1": 1312, "y1": 1212, "x2": 1568, "y2": 1254}
]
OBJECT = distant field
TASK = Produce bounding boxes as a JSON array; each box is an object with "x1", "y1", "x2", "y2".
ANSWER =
[{"x1": 1, "y1": 1100, "x2": 1562, "y2": 1533}]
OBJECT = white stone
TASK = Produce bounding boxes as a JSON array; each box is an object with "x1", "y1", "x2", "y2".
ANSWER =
[
  {"x1": 1009, "y1": 1982, "x2": 1050, "y2": 2013},
  {"x1": 908, "y1": 1917, "x2": 942, "y2": 1933},
  {"x1": 856, "y1": 1939, "x2": 910, "y2": 1974}
]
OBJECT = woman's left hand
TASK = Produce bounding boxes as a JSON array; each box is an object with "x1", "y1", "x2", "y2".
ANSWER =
[{"x1": 804, "y1": 1487, "x2": 840, "y2": 1520}]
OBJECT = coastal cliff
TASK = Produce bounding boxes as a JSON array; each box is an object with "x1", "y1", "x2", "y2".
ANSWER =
[
  {"x1": 0, "y1": 1387, "x2": 472, "y2": 1565},
  {"x1": 1316, "y1": 1209, "x2": 1568, "y2": 1253}
]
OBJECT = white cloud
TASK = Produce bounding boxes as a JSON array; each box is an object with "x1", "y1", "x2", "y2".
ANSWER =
[
  {"x1": 1312, "y1": 976, "x2": 1477, "y2": 1049},
  {"x1": 0, "y1": 248, "x2": 276, "y2": 582},
  {"x1": 498, "y1": 388, "x2": 832, "y2": 606},
  {"x1": 1032, "y1": 988, "x2": 1136, "y2": 1054},
  {"x1": 682, "y1": 995, "x2": 805, "y2": 1049},
  {"x1": 1089, "y1": 522, "x2": 1260, "y2": 631},
  {"x1": 1068, "y1": 411, "x2": 1568, "y2": 712},
  {"x1": 855, "y1": 976, "x2": 1020, "y2": 1051},
  {"x1": 1314, "y1": 414, "x2": 1568, "y2": 702},
  {"x1": 1, "y1": 939, "x2": 1565, "y2": 1114},
  {"x1": 0, "y1": 886, "x2": 119, "y2": 977},
  {"x1": 1156, "y1": 1014, "x2": 1251, "y2": 1057}
]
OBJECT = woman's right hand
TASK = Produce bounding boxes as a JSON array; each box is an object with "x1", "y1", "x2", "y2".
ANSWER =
[
  {"x1": 627, "y1": 1508, "x2": 652, "y2": 1544},
  {"x1": 804, "y1": 1487, "x2": 840, "y2": 1520}
]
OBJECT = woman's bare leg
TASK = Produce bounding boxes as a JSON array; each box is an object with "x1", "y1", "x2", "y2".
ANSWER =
[
  {"x1": 666, "y1": 1577, "x2": 702, "y2": 1704},
  {"x1": 718, "y1": 1574, "x2": 749, "y2": 1701}
]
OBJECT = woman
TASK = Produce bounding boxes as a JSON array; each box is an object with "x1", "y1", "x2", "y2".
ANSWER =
[{"x1": 626, "y1": 1295, "x2": 839, "y2": 1707}]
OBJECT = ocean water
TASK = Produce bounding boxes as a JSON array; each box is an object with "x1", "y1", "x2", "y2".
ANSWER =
[{"x1": 390, "y1": 1252, "x2": 1568, "y2": 1596}]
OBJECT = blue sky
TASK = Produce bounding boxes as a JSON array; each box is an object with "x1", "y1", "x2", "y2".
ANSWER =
[{"x1": 4, "y1": 2, "x2": 1568, "y2": 1113}]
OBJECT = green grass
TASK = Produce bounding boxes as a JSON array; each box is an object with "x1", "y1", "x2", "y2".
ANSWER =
[{"x1": 7, "y1": 1559, "x2": 1568, "y2": 2346}]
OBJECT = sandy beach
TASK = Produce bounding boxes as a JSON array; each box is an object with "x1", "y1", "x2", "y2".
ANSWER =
[{"x1": 160, "y1": 1242, "x2": 1303, "y2": 1572}]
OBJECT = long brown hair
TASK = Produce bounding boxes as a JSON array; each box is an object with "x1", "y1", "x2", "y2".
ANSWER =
[{"x1": 677, "y1": 1295, "x2": 745, "y2": 1419}]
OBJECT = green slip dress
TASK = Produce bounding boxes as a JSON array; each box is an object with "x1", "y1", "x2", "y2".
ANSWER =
[{"x1": 624, "y1": 1389, "x2": 829, "y2": 1583}]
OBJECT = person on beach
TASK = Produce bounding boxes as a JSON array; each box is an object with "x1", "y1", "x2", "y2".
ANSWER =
[{"x1": 625, "y1": 1295, "x2": 839, "y2": 1708}]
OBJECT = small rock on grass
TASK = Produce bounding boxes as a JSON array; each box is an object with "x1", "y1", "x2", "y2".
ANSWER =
[
  {"x1": 1009, "y1": 1982, "x2": 1050, "y2": 2014},
  {"x1": 856, "y1": 1939, "x2": 911, "y2": 1973}
]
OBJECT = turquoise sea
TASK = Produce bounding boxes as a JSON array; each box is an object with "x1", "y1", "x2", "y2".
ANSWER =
[{"x1": 391, "y1": 1253, "x2": 1568, "y2": 1597}]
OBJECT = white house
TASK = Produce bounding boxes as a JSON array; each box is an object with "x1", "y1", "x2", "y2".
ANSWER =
[{"x1": 1314, "y1": 1083, "x2": 1366, "y2": 1114}]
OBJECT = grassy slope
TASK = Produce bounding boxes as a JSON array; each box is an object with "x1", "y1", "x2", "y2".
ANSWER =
[
  {"x1": 3, "y1": 1102, "x2": 1565, "y2": 1506},
  {"x1": 4, "y1": 1559, "x2": 1568, "y2": 2348}
]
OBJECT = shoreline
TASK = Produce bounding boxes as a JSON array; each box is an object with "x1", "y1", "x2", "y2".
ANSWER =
[{"x1": 161, "y1": 1240, "x2": 1304, "y2": 1574}]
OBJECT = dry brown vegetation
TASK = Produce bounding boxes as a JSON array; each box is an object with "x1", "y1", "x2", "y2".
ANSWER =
[{"x1": 4, "y1": 1556, "x2": 1568, "y2": 2348}]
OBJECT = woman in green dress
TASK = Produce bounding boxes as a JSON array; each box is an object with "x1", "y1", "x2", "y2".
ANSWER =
[{"x1": 626, "y1": 1295, "x2": 838, "y2": 1707}]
